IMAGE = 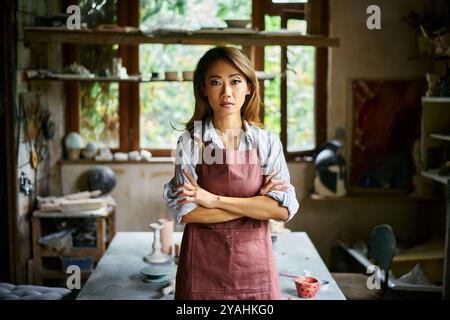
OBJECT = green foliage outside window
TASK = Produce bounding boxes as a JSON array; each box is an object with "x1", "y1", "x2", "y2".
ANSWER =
[{"x1": 79, "y1": 0, "x2": 119, "y2": 148}]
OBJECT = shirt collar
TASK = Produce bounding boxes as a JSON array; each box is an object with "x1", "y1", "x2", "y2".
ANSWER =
[{"x1": 202, "y1": 117, "x2": 255, "y2": 144}]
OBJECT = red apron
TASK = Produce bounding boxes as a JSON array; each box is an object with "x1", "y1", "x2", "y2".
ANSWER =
[{"x1": 175, "y1": 144, "x2": 281, "y2": 300}]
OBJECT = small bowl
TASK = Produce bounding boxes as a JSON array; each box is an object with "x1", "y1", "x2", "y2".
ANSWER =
[
  {"x1": 182, "y1": 71, "x2": 194, "y2": 81},
  {"x1": 224, "y1": 19, "x2": 251, "y2": 28},
  {"x1": 165, "y1": 71, "x2": 180, "y2": 81},
  {"x1": 295, "y1": 276, "x2": 320, "y2": 298}
]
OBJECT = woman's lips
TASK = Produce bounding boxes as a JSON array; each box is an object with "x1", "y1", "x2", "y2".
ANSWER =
[{"x1": 220, "y1": 102, "x2": 234, "y2": 107}]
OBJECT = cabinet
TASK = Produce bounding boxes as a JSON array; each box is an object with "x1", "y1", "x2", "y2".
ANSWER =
[
  {"x1": 420, "y1": 96, "x2": 450, "y2": 299},
  {"x1": 31, "y1": 206, "x2": 116, "y2": 285}
]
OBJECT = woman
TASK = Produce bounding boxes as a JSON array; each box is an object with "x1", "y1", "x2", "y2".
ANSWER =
[{"x1": 163, "y1": 46, "x2": 299, "y2": 300}]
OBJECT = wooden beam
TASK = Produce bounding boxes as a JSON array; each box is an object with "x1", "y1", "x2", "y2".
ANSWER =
[
  {"x1": 253, "y1": 0, "x2": 266, "y2": 122},
  {"x1": 280, "y1": 14, "x2": 287, "y2": 153},
  {"x1": 24, "y1": 27, "x2": 340, "y2": 48},
  {"x1": 306, "y1": 0, "x2": 326, "y2": 35},
  {"x1": 266, "y1": 1, "x2": 306, "y2": 16},
  {"x1": 315, "y1": 0, "x2": 329, "y2": 149}
]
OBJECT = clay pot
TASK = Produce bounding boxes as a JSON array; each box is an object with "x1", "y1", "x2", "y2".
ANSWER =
[
  {"x1": 295, "y1": 276, "x2": 320, "y2": 298},
  {"x1": 158, "y1": 218, "x2": 174, "y2": 255}
]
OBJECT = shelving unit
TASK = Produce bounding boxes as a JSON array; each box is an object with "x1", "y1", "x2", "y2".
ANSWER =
[
  {"x1": 421, "y1": 170, "x2": 450, "y2": 185},
  {"x1": 430, "y1": 133, "x2": 450, "y2": 142},
  {"x1": 25, "y1": 70, "x2": 276, "y2": 82},
  {"x1": 24, "y1": 26, "x2": 340, "y2": 47},
  {"x1": 309, "y1": 193, "x2": 437, "y2": 202},
  {"x1": 31, "y1": 206, "x2": 116, "y2": 285},
  {"x1": 420, "y1": 96, "x2": 450, "y2": 299}
]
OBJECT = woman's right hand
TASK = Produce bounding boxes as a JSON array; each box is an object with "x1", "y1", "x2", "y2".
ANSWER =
[{"x1": 258, "y1": 170, "x2": 289, "y2": 196}]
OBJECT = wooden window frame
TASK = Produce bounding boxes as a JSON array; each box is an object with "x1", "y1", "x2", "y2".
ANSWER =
[
  {"x1": 65, "y1": 0, "x2": 328, "y2": 160},
  {"x1": 254, "y1": 0, "x2": 328, "y2": 161}
]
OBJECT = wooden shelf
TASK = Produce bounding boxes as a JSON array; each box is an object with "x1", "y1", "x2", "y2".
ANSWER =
[
  {"x1": 430, "y1": 133, "x2": 450, "y2": 142},
  {"x1": 41, "y1": 269, "x2": 91, "y2": 280},
  {"x1": 24, "y1": 27, "x2": 340, "y2": 47},
  {"x1": 26, "y1": 71, "x2": 276, "y2": 82},
  {"x1": 421, "y1": 170, "x2": 450, "y2": 185},
  {"x1": 422, "y1": 97, "x2": 450, "y2": 103},
  {"x1": 40, "y1": 247, "x2": 102, "y2": 258},
  {"x1": 309, "y1": 193, "x2": 438, "y2": 202},
  {"x1": 59, "y1": 158, "x2": 174, "y2": 165},
  {"x1": 409, "y1": 54, "x2": 450, "y2": 61}
]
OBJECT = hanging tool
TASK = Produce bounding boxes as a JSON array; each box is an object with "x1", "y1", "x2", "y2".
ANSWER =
[
  {"x1": 19, "y1": 94, "x2": 38, "y2": 169},
  {"x1": 19, "y1": 172, "x2": 33, "y2": 196}
]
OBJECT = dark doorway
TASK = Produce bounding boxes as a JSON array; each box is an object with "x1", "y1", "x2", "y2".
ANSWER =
[{"x1": 1, "y1": 0, "x2": 17, "y2": 283}]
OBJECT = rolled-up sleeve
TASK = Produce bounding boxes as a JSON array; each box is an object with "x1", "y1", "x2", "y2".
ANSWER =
[
  {"x1": 263, "y1": 133, "x2": 300, "y2": 222},
  {"x1": 162, "y1": 134, "x2": 199, "y2": 226}
]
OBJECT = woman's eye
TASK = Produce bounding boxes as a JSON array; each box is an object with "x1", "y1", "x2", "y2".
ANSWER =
[
  {"x1": 210, "y1": 80, "x2": 221, "y2": 86},
  {"x1": 231, "y1": 79, "x2": 242, "y2": 85}
]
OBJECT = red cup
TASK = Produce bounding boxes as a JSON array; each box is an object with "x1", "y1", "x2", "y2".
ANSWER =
[{"x1": 295, "y1": 276, "x2": 320, "y2": 298}]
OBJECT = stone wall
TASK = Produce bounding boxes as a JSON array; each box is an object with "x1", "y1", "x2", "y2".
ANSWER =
[{"x1": 15, "y1": 0, "x2": 64, "y2": 284}]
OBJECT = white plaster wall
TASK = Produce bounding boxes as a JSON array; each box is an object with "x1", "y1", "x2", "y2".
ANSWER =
[{"x1": 61, "y1": 162, "x2": 175, "y2": 231}]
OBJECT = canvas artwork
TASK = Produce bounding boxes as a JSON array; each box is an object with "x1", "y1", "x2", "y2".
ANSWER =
[{"x1": 349, "y1": 79, "x2": 426, "y2": 194}]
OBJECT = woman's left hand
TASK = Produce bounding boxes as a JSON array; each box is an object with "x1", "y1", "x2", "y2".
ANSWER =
[{"x1": 173, "y1": 169, "x2": 218, "y2": 209}]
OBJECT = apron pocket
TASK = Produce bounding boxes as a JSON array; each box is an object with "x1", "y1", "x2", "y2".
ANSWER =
[{"x1": 191, "y1": 228, "x2": 270, "y2": 294}]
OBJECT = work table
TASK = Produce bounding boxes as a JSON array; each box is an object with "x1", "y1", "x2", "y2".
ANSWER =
[{"x1": 77, "y1": 231, "x2": 345, "y2": 300}]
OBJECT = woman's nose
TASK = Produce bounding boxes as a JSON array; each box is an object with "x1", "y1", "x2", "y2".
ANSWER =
[{"x1": 221, "y1": 84, "x2": 232, "y2": 97}]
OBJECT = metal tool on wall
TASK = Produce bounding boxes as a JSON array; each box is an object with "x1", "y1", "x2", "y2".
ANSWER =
[
  {"x1": 35, "y1": 109, "x2": 55, "y2": 163},
  {"x1": 18, "y1": 94, "x2": 38, "y2": 169},
  {"x1": 19, "y1": 172, "x2": 33, "y2": 196}
]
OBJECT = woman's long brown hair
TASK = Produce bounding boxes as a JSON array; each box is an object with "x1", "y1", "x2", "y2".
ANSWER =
[{"x1": 185, "y1": 46, "x2": 264, "y2": 137}]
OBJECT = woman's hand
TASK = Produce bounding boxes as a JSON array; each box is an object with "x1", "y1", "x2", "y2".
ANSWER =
[
  {"x1": 173, "y1": 170, "x2": 218, "y2": 209},
  {"x1": 258, "y1": 170, "x2": 289, "y2": 196}
]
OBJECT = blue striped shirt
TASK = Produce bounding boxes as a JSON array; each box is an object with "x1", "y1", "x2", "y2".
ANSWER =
[{"x1": 163, "y1": 117, "x2": 300, "y2": 226}]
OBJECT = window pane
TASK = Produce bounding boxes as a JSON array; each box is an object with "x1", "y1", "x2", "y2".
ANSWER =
[
  {"x1": 264, "y1": 16, "x2": 281, "y2": 136},
  {"x1": 286, "y1": 19, "x2": 315, "y2": 152},
  {"x1": 79, "y1": 0, "x2": 119, "y2": 148},
  {"x1": 139, "y1": 44, "x2": 212, "y2": 149},
  {"x1": 140, "y1": 0, "x2": 251, "y2": 25},
  {"x1": 286, "y1": 45, "x2": 315, "y2": 152},
  {"x1": 140, "y1": 82, "x2": 195, "y2": 149},
  {"x1": 80, "y1": 83, "x2": 120, "y2": 148},
  {"x1": 264, "y1": 46, "x2": 281, "y2": 136}
]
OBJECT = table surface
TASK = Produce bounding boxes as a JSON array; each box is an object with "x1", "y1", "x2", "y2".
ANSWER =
[{"x1": 77, "y1": 231, "x2": 345, "y2": 300}]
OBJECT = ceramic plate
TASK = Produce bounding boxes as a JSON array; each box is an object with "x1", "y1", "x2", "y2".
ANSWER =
[
  {"x1": 139, "y1": 265, "x2": 172, "y2": 278},
  {"x1": 142, "y1": 275, "x2": 171, "y2": 284}
]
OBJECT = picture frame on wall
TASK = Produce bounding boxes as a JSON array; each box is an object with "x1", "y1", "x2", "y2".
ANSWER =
[{"x1": 346, "y1": 79, "x2": 426, "y2": 195}]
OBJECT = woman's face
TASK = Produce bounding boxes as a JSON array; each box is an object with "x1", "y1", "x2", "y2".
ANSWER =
[{"x1": 203, "y1": 58, "x2": 250, "y2": 117}]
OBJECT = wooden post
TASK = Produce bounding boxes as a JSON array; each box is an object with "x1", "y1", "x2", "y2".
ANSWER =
[
  {"x1": 31, "y1": 217, "x2": 43, "y2": 285},
  {"x1": 96, "y1": 217, "x2": 106, "y2": 260},
  {"x1": 107, "y1": 207, "x2": 116, "y2": 244},
  {"x1": 252, "y1": 0, "x2": 266, "y2": 122},
  {"x1": 444, "y1": 179, "x2": 450, "y2": 299}
]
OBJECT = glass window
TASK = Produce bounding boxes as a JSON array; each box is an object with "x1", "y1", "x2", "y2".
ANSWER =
[
  {"x1": 264, "y1": 16, "x2": 281, "y2": 136},
  {"x1": 286, "y1": 20, "x2": 315, "y2": 152},
  {"x1": 79, "y1": 0, "x2": 119, "y2": 148}
]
